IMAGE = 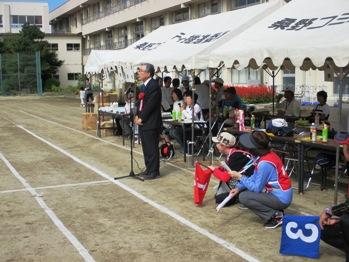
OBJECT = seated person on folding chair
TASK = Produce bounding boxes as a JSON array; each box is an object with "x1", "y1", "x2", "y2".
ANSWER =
[
  {"x1": 162, "y1": 89, "x2": 183, "y2": 140},
  {"x1": 114, "y1": 88, "x2": 133, "y2": 137},
  {"x1": 276, "y1": 89, "x2": 300, "y2": 117},
  {"x1": 320, "y1": 200, "x2": 349, "y2": 260},
  {"x1": 172, "y1": 91, "x2": 204, "y2": 153},
  {"x1": 219, "y1": 87, "x2": 244, "y2": 118},
  {"x1": 309, "y1": 90, "x2": 330, "y2": 123},
  {"x1": 228, "y1": 131, "x2": 293, "y2": 229},
  {"x1": 208, "y1": 132, "x2": 254, "y2": 206}
]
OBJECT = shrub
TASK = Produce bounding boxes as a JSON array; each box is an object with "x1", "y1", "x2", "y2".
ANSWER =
[
  {"x1": 64, "y1": 85, "x2": 79, "y2": 95},
  {"x1": 45, "y1": 78, "x2": 60, "y2": 92},
  {"x1": 224, "y1": 84, "x2": 273, "y2": 104},
  {"x1": 51, "y1": 85, "x2": 62, "y2": 94}
]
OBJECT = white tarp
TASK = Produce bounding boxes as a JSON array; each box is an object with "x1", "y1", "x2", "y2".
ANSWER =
[
  {"x1": 86, "y1": 0, "x2": 283, "y2": 73},
  {"x1": 84, "y1": 50, "x2": 120, "y2": 74},
  {"x1": 209, "y1": 0, "x2": 349, "y2": 69}
]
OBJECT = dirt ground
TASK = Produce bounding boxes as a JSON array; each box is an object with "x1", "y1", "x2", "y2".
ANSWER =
[{"x1": 0, "y1": 96, "x2": 346, "y2": 262}]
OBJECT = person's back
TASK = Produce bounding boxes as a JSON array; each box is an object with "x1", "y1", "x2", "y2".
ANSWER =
[
  {"x1": 85, "y1": 87, "x2": 93, "y2": 103},
  {"x1": 79, "y1": 87, "x2": 85, "y2": 106}
]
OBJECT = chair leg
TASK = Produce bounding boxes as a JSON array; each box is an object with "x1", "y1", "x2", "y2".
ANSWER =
[
  {"x1": 305, "y1": 166, "x2": 316, "y2": 190},
  {"x1": 320, "y1": 167, "x2": 327, "y2": 191}
]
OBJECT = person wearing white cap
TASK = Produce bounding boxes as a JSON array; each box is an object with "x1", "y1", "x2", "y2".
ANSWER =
[{"x1": 209, "y1": 132, "x2": 254, "y2": 206}]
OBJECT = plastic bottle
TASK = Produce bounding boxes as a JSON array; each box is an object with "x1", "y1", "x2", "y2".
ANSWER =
[
  {"x1": 315, "y1": 113, "x2": 320, "y2": 127},
  {"x1": 251, "y1": 114, "x2": 255, "y2": 130},
  {"x1": 322, "y1": 123, "x2": 328, "y2": 143},
  {"x1": 310, "y1": 123, "x2": 317, "y2": 142}
]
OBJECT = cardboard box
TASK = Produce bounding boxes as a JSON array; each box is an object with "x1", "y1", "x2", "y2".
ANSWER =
[
  {"x1": 82, "y1": 113, "x2": 97, "y2": 130},
  {"x1": 101, "y1": 129, "x2": 115, "y2": 137},
  {"x1": 95, "y1": 93, "x2": 118, "y2": 106}
]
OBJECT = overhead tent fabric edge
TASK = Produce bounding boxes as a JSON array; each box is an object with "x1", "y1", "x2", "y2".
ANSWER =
[
  {"x1": 83, "y1": 0, "x2": 285, "y2": 75},
  {"x1": 208, "y1": 0, "x2": 349, "y2": 71}
]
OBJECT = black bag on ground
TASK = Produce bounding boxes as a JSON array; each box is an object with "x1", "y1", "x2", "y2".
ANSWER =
[{"x1": 215, "y1": 180, "x2": 238, "y2": 207}]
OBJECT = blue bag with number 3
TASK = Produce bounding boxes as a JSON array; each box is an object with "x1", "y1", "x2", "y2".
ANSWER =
[{"x1": 280, "y1": 215, "x2": 321, "y2": 258}]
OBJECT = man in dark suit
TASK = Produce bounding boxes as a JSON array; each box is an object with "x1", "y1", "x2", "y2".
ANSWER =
[{"x1": 134, "y1": 63, "x2": 162, "y2": 180}]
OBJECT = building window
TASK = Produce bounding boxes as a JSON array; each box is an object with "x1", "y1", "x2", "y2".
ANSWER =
[
  {"x1": 282, "y1": 69, "x2": 295, "y2": 91},
  {"x1": 174, "y1": 8, "x2": 189, "y2": 23},
  {"x1": 106, "y1": 30, "x2": 113, "y2": 49},
  {"x1": 117, "y1": 26, "x2": 128, "y2": 48},
  {"x1": 151, "y1": 16, "x2": 164, "y2": 31},
  {"x1": 48, "y1": 43, "x2": 58, "y2": 52},
  {"x1": 92, "y1": 34, "x2": 101, "y2": 49},
  {"x1": 211, "y1": 0, "x2": 221, "y2": 14},
  {"x1": 11, "y1": 15, "x2": 42, "y2": 28},
  {"x1": 68, "y1": 73, "x2": 81, "y2": 81},
  {"x1": 134, "y1": 22, "x2": 144, "y2": 41},
  {"x1": 199, "y1": 3, "x2": 210, "y2": 18},
  {"x1": 199, "y1": 0, "x2": 221, "y2": 17},
  {"x1": 106, "y1": 0, "x2": 112, "y2": 8},
  {"x1": 67, "y1": 43, "x2": 80, "y2": 51},
  {"x1": 235, "y1": 0, "x2": 259, "y2": 8},
  {"x1": 0, "y1": 15, "x2": 2, "y2": 27}
]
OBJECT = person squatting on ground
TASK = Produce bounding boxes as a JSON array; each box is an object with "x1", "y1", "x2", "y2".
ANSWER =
[
  {"x1": 228, "y1": 131, "x2": 293, "y2": 229},
  {"x1": 134, "y1": 63, "x2": 162, "y2": 180},
  {"x1": 208, "y1": 132, "x2": 255, "y2": 205},
  {"x1": 320, "y1": 199, "x2": 349, "y2": 261}
]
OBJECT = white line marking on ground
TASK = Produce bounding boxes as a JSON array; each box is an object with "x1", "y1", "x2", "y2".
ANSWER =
[
  {"x1": 18, "y1": 124, "x2": 260, "y2": 262},
  {"x1": 20, "y1": 110, "x2": 194, "y2": 175},
  {"x1": 0, "y1": 180, "x2": 110, "y2": 194},
  {"x1": 0, "y1": 152, "x2": 95, "y2": 262}
]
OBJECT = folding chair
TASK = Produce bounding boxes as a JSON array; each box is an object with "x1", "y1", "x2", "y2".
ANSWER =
[
  {"x1": 194, "y1": 118, "x2": 219, "y2": 157},
  {"x1": 206, "y1": 118, "x2": 234, "y2": 160}
]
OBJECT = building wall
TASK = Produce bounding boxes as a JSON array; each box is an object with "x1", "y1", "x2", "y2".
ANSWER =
[
  {"x1": 0, "y1": 2, "x2": 50, "y2": 34},
  {"x1": 44, "y1": 35, "x2": 82, "y2": 88}
]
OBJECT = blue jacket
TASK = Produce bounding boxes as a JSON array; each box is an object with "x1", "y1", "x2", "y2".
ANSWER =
[{"x1": 236, "y1": 161, "x2": 293, "y2": 205}]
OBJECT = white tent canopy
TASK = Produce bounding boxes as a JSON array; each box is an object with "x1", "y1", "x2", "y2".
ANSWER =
[
  {"x1": 208, "y1": 0, "x2": 349, "y2": 70},
  {"x1": 85, "y1": 0, "x2": 283, "y2": 74},
  {"x1": 84, "y1": 50, "x2": 121, "y2": 74}
]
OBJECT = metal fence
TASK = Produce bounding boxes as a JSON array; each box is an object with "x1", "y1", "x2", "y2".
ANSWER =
[{"x1": 0, "y1": 51, "x2": 42, "y2": 96}]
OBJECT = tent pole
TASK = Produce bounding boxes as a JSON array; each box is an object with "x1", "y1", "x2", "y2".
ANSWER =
[
  {"x1": 208, "y1": 76, "x2": 213, "y2": 164},
  {"x1": 207, "y1": 62, "x2": 224, "y2": 164},
  {"x1": 330, "y1": 66, "x2": 349, "y2": 205},
  {"x1": 262, "y1": 67, "x2": 281, "y2": 116},
  {"x1": 272, "y1": 70, "x2": 275, "y2": 115}
]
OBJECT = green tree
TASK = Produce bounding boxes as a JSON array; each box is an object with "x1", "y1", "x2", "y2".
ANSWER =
[{"x1": 1, "y1": 24, "x2": 63, "y2": 94}]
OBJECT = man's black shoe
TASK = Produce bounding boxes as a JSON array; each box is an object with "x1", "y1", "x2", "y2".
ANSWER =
[
  {"x1": 135, "y1": 171, "x2": 147, "y2": 177},
  {"x1": 140, "y1": 172, "x2": 160, "y2": 180}
]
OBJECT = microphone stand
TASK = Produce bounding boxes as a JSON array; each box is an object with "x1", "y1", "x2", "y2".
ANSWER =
[{"x1": 114, "y1": 85, "x2": 144, "y2": 182}]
